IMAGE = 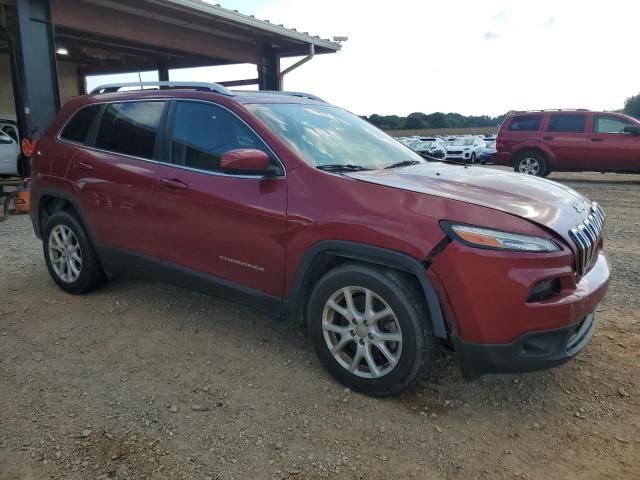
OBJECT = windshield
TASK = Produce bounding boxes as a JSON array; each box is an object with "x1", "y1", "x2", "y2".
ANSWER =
[
  {"x1": 451, "y1": 138, "x2": 475, "y2": 146},
  {"x1": 246, "y1": 103, "x2": 425, "y2": 169}
]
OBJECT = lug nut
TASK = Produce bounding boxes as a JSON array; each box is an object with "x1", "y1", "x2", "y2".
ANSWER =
[
  {"x1": 350, "y1": 330, "x2": 355, "y2": 337},
  {"x1": 359, "y1": 339, "x2": 365, "y2": 345},
  {"x1": 368, "y1": 333, "x2": 374, "y2": 339}
]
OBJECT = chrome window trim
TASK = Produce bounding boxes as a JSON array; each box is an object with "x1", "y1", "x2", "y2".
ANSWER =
[{"x1": 56, "y1": 98, "x2": 286, "y2": 179}]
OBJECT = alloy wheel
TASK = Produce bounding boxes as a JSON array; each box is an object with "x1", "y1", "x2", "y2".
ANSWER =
[
  {"x1": 48, "y1": 225, "x2": 82, "y2": 283},
  {"x1": 519, "y1": 157, "x2": 540, "y2": 175},
  {"x1": 322, "y1": 286, "x2": 403, "y2": 379}
]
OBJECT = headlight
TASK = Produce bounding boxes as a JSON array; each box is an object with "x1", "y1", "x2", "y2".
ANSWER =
[{"x1": 442, "y1": 222, "x2": 560, "y2": 252}]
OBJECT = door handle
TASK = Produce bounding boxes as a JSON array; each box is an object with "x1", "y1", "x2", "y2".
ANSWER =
[
  {"x1": 74, "y1": 161, "x2": 94, "y2": 171},
  {"x1": 159, "y1": 178, "x2": 189, "y2": 190},
  {"x1": 590, "y1": 138, "x2": 604, "y2": 142},
  {"x1": 542, "y1": 136, "x2": 554, "y2": 141}
]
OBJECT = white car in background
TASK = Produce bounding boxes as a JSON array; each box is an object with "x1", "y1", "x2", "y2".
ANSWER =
[
  {"x1": 0, "y1": 130, "x2": 20, "y2": 177},
  {"x1": 444, "y1": 136, "x2": 486, "y2": 163}
]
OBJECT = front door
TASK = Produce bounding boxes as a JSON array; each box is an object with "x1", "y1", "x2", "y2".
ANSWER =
[
  {"x1": 588, "y1": 114, "x2": 640, "y2": 171},
  {"x1": 153, "y1": 100, "x2": 287, "y2": 298}
]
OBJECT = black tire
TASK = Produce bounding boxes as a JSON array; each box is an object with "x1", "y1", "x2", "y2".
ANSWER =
[
  {"x1": 308, "y1": 263, "x2": 434, "y2": 397},
  {"x1": 470, "y1": 153, "x2": 476, "y2": 164},
  {"x1": 514, "y1": 151, "x2": 548, "y2": 177},
  {"x1": 43, "y1": 211, "x2": 107, "y2": 294}
]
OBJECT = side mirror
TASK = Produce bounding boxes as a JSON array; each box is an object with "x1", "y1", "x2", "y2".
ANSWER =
[
  {"x1": 623, "y1": 125, "x2": 640, "y2": 136},
  {"x1": 220, "y1": 149, "x2": 275, "y2": 176}
]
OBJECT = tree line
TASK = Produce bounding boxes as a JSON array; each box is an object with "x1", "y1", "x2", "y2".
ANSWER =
[
  {"x1": 362, "y1": 92, "x2": 640, "y2": 131},
  {"x1": 363, "y1": 112, "x2": 509, "y2": 131}
]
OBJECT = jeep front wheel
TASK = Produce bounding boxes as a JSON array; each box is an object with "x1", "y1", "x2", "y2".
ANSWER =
[{"x1": 308, "y1": 263, "x2": 434, "y2": 397}]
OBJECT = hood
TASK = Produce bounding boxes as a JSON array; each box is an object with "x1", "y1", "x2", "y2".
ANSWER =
[
  {"x1": 446, "y1": 145, "x2": 473, "y2": 150},
  {"x1": 346, "y1": 163, "x2": 591, "y2": 242}
]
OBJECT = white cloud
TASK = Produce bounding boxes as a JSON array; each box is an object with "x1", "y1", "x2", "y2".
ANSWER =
[{"x1": 250, "y1": 0, "x2": 640, "y2": 116}]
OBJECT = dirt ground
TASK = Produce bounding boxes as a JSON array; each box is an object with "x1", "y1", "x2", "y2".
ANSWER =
[{"x1": 0, "y1": 168, "x2": 638, "y2": 480}]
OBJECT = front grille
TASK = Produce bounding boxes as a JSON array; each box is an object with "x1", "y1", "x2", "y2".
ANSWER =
[
  {"x1": 569, "y1": 202, "x2": 605, "y2": 275},
  {"x1": 447, "y1": 150, "x2": 463, "y2": 155}
]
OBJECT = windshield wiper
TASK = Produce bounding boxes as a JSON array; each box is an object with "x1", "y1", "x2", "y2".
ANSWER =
[
  {"x1": 317, "y1": 164, "x2": 372, "y2": 172},
  {"x1": 385, "y1": 160, "x2": 423, "y2": 169}
]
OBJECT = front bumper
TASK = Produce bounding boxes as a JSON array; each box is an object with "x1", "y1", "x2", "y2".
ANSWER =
[
  {"x1": 453, "y1": 312, "x2": 596, "y2": 380},
  {"x1": 445, "y1": 152, "x2": 473, "y2": 161}
]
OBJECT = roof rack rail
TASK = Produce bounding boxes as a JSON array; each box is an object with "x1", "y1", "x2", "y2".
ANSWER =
[
  {"x1": 234, "y1": 89, "x2": 326, "y2": 103},
  {"x1": 511, "y1": 108, "x2": 590, "y2": 114},
  {"x1": 90, "y1": 81, "x2": 234, "y2": 96}
]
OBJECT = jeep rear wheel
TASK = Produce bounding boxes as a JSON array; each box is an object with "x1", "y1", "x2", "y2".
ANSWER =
[
  {"x1": 43, "y1": 211, "x2": 107, "y2": 294},
  {"x1": 514, "y1": 151, "x2": 548, "y2": 177},
  {"x1": 308, "y1": 263, "x2": 434, "y2": 397}
]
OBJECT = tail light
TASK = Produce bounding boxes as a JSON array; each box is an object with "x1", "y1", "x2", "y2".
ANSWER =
[{"x1": 21, "y1": 138, "x2": 38, "y2": 158}]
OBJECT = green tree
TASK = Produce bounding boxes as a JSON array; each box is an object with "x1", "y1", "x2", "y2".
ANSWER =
[{"x1": 623, "y1": 92, "x2": 640, "y2": 120}]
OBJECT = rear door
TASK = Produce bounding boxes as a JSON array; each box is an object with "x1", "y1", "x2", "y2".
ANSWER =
[
  {"x1": 588, "y1": 114, "x2": 640, "y2": 171},
  {"x1": 542, "y1": 113, "x2": 589, "y2": 168},
  {"x1": 65, "y1": 100, "x2": 166, "y2": 257},
  {"x1": 153, "y1": 100, "x2": 287, "y2": 298}
]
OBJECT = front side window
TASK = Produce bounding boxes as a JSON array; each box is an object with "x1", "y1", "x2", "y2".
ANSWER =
[
  {"x1": 170, "y1": 101, "x2": 272, "y2": 173},
  {"x1": 1, "y1": 125, "x2": 18, "y2": 142},
  {"x1": 0, "y1": 131, "x2": 13, "y2": 145},
  {"x1": 508, "y1": 115, "x2": 542, "y2": 132},
  {"x1": 246, "y1": 103, "x2": 424, "y2": 169},
  {"x1": 60, "y1": 104, "x2": 102, "y2": 144},
  {"x1": 547, "y1": 114, "x2": 586, "y2": 133},
  {"x1": 95, "y1": 101, "x2": 165, "y2": 159},
  {"x1": 594, "y1": 115, "x2": 633, "y2": 134}
]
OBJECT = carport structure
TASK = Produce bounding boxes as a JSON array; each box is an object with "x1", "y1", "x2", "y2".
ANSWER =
[{"x1": 0, "y1": 0, "x2": 341, "y2": 140}]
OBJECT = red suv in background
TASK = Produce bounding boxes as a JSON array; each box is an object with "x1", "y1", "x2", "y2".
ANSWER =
[
  {"x1": 30, "y1": 83, "x2": 610, "y2": 396},
  {"x1": 494, "y1": 110, "x2": 640, "y2": 176}
]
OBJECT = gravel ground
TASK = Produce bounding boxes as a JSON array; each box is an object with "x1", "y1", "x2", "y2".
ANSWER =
[{"x1": 0, "y1": 169, "x2": 639, "y2": 480}]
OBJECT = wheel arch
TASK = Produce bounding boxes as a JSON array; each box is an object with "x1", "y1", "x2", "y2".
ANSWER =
[
  {"x1": 513, "y1": 145, "x2": 556, "y2": 167},
  {"x1": 34, "y1": 188, "x2": 95, "y2": 243},
  {"x1": 284, "y1": 240, "x2": 448, "y2": 339}
]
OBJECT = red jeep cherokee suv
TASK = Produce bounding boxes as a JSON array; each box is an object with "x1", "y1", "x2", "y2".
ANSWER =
[
  {"x1": 494, "y1": 109, "x2": 640, "y2": 176},
  {"x1": 30, "y1": 83, "x2": 610, "y2": 396}
]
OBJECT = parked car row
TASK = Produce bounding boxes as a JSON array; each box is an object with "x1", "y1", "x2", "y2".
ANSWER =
[{"x1": 397, "y1": 134, "x2": 497, "y2": 164}]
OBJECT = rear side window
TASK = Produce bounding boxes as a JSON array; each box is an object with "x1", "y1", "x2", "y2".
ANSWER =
[
  {"x1": 95, "y1": 101, "x2": 165, "y2": 159},
  {"x1": 547, "y1": 114, "x2": 586, "y2": 133},
  {"x1": 170, "y1": 101, "x2": 271, "y2": 172},
  {"x1": 508, "y1": 115, "x2": 542, "y2": 132},
  {"x1": 60, "y1": 105, "x2": 102, "y2": 144},
  {"x1": 594, "y1": 116, "x2": 633, "y2": 134}
]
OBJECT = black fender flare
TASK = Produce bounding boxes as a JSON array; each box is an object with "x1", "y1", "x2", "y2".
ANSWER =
[
  {"x1": 32, "y1": 187, "x2": 95, "y2": 242},
  {"x1": 285, "y1": 240, "x2": 448, "y2": 339}
]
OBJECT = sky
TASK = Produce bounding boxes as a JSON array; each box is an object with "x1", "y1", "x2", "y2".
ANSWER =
[{"x1": 86, "y1": 0, "x2": 640, "y2": 117}]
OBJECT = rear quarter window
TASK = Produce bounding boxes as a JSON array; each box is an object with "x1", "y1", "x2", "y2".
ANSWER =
[
  {"x1": 95, "y1": 101, "x2": 166, "y2": 159},
  {"x1": 60, "y1": 104, "x2": 102, "y2": 144},
  {"x1": 508, "y1": 115, "x2": 542, "y2": 132}
]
